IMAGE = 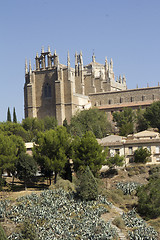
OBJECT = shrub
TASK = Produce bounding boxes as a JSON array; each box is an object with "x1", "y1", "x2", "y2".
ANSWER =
[
  {"x1": 76, "y1": 166, "x2": 98, "y2": 201},
  {"x1": 137, "y1": 178, "x2": 160, "y2": 219},
  {"x1": 0, "y1": 224, "x2": 7, "y2": 240},
  {"x1": 134, "y1": 147, "x2": 151, "y2": 164},
  {"x1": 51, "y1": 175, "x2": 75, "y2": 192},
  {"x1": 19, "y1": 220, "x2": 38, "y2": 240},
  {"x1": 112, "y1": 216, "x2": 125, "y2": 229}
]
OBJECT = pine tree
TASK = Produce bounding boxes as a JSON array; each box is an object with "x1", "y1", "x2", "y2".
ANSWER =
[
  {"x1": 13, "y1": 107, "x2": 17, "y2": 123},
  {"x1": 7, "y1": 107, "x2": 11, "y2": 122},
  {"x1": 76, "y1": 166, "x2": 98, "y2": 201}
]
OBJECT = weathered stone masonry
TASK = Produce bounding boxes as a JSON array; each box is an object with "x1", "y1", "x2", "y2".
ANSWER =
[{"x1": 24, "y1": 47, "x2": 160, "y2": 124}]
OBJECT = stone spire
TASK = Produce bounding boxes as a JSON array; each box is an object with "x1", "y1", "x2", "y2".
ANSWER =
[
  {"x1": 67, "y1": 50, "x2": 70, "y2": 68},
  {"x1": 41, "y1": 46, "x2": 44, "y2": 53},
  {"x1": 92, "y1": 53, "x2": 96, "y2": 63},
  {"x1": 80, "y1": 51, "x2": 83, "y2": 65},
  {"x1": 110, "y1": 58, "x2": 113, "y2": 72},
  {"x1": 75, "y1": 51, "x2": 78, "y2": 76},
  {"x1": 122, "y1": 75, "x2": 126, "y2": 84},
  {"x1": 25, "y1": 58, "x2": 28, "y2": 74},
  {"x1": 29, "y1": 59, "x2": 32, "y2": 74},
  {"x1": 75, "y1": 51, "x2": 78, "y2": 65},
  {"x1": 48, "y1": 45, "x2": 51, "y2": 53},
  {"x1": 119, "y1": 75, "x2": 122, "y2": 83},
  {"x1": 105, "y1": 57, "x2": 108, "y2": 66}
]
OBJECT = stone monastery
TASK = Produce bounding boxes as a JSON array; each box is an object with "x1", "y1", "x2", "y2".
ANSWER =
[{"x1": 24, "y1": 47, "x2": 160, "y2": 125}]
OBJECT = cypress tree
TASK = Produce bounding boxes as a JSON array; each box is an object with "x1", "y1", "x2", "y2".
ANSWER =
[
  {"x1": 7, "y1": 107, "x2": 11, "y2": 122},
  {"x1": 13, "y1": 107, "x2": 17, "y2": 123},
  {"x1": 77, "y1": 166, "x2": 98, "y2": 201}
]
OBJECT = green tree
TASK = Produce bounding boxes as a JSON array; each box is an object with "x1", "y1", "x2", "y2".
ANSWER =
[
  {"x1": 13, "y1": 107, "x2": 17, "y2": 123},
  {"x1": 136, "y1": 108, "x2": 148, "y2": 132},
  {"x1": 137, "y1": 177, "x2": 160, "y2": 219},
  {"x1": 7, "y1": 107, "x2": 11, "y2": 122},
  {"x1": 33, "y1": 126, "x2": 72, "y2": 184},
  {"x1": 70, "y1": 108, "x2": 111, "y2": 138},
  {"x1": 43, "y1": 116, "x2": 57, "y2": 130},
  {"x1": 72, "y1": 131, "x2": 107, "y2": 176},
  {"x1": 0, "y1": 224, "x2": 7, "y2": 240},
  {"x1": 134, "y1": 147, "x2": 151, "y2": 164},
  {"x1": 106, "y1": 154, "x2": 124, "y2": 169},
  {"x1": 0, "y1": 122, "x2": 29, "y2": 142},
  {"x1": 144, "y1": 101, "x2": 160, "y2": 132},
  {"x1": 113, "y1": 108, "x2": 134, "y2": 136},
  {"x1": 16, "y1": 152, "x2": 37, "y2": 190},
  {"x1": 76, "y1": 166, "x2": 98, "y2": 201},
  {"x1": 20, "y1": 220, "x2": 38, "y2": 240},
  {"x1": 0, "y1": 133, "x2": 17, "y2": 179},
  {"x1": 22, "y1": 117, "x2": 44, "y2": 140}
]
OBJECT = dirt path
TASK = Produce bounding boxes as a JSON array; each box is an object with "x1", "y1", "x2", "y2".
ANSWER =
[{"x1": 101, "y1": 205, "x2": 127, "y2": 240}]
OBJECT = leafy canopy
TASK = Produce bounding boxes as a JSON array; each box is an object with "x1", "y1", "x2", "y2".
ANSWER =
[
  {"x1": 33, "y1": 126, "x2": 72, "y2": 184},
  {"x1": 144, "y1": 101, "x2": 160, "y2": 132},
  {"x1": 134, "y1": 147, "x2": 151, "y2": 164},
  {"x1": 0, "y1": 122, "x2": 29, "y2": 142},
  {"x1": 72, "y1": 131, "x2": 107, "y2": 176},
  {"x1": 137, "y1": 177, "x2": 160, "y2": 219},
  {"x1": 113, "y1": 108, "x2": 134, "y2": 136},
  {"x1": 16, "y1": 152, "x2": 37, "y2": 190},
  {"x1": 106, "y1": 154, "x2": 124, "y2": 169},
  {"x1": 70, "y1": 108, "x2": 111, "y2": 138}
]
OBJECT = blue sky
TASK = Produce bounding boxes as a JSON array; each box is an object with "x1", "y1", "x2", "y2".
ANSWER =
[{"x1": 0, "y1": 0, "x2": 160, "y2": 122}]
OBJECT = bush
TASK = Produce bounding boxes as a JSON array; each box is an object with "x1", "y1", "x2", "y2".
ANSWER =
[
  {"x1": 134, "y1": 147, "x2": 151, "y2": 164},
  {"x1": 0, "y1": 224, "x2": 7, "y2": 240},
  {"x1": 76, "y1": 166, "x2": 98, "y2": 201},
  {"x1": 112, "y1": 216, "x2": 125, "y2": 229},
  {"x1": 20, "y1": 220, "x2": 38, "y2": 240},
  {"x1": 50, "y1": 175, "x2": 75, "y2": 192},
  {"x1": 137, "y1": 178, "x2": 160, "y2": 219}
]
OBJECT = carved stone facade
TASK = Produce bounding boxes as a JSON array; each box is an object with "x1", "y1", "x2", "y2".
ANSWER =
[{"x1": 24, "y1": 47, "x2": 160, "y2": 124}]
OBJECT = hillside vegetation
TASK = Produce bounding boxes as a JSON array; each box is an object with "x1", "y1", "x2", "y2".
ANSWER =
[{"x1": 0, "y1": 164, "x2": 159, "y2": 240}]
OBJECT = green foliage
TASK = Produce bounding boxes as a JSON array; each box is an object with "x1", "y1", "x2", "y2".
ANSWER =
[
  {"x1": 76, "y1": 166, "x2": 98, "y2": 201},
  {"x1": 13, "y1": 107, "x2": 17, "y2": 123},
  {"x1": 106, "y1": 154, "x2": 124, "y2": 169},
  {"x1": 137, "y1": 177, "x2": 160, "y2": 219},
  {"x1": 22, "y1": 117, "x2": 58, "y2": 141},
  {"x1": 70, "y1": 108, "x2": 111, "y2": 138},
  {"x1": 53, "y1": 175, "x2": 75, "y2": 192},
  {"x1": 20, "y1": 220, "x2": 38, "y2": 240},
  {"x1": 134, "y1": 147, "x2": 151, "y2": 164},
  {"x1": 72, "y1": 131, "x2": 107, "y2": 176},
  {"x1": 113, "y1": 108, "x2": 134, "y2": 136},
  {"x1": 60, "y1": 160, "x2": 72, "y2": 182},
  {"x1": 63, "y1": 118, "x2": 70, "y2": 133},
  {"x1": 144, "y1": 101, "x2": 160, "y2": 131},
  {"x1": 136, "y1": 108, "x2": 148, "y2": 132},
  {"x1": 0, "y1": 224, "x2": 7, "y2": 240},
  {"x1": 0, "y1": 122, "x2": 29, "y2": 142},
  {"x1": 16, "y1": 152, "x2": 37, "y2": 190},
  {"x1": 0, "y1": 133, "x2": 17, "y2": 176},
  {"x1": 33, "y1": 126, "x2": 72, "y2": 184},
  {"x1": 22, "y1": 117, "x2": 44, "y2": 140},
  {"x1": 43, "y1": 116, "x2": 57, "y2": 130},
  {"x1": 112, "y1": 216, "x2": 125, "y2": 229},
  {"x1": 7, "y1": 107, "x2": 11, "y2": 122}
]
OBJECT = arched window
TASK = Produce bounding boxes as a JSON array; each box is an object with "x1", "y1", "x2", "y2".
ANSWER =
[{"x1": 44, "y1": 83, "x2": 51, "y2": 98}]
